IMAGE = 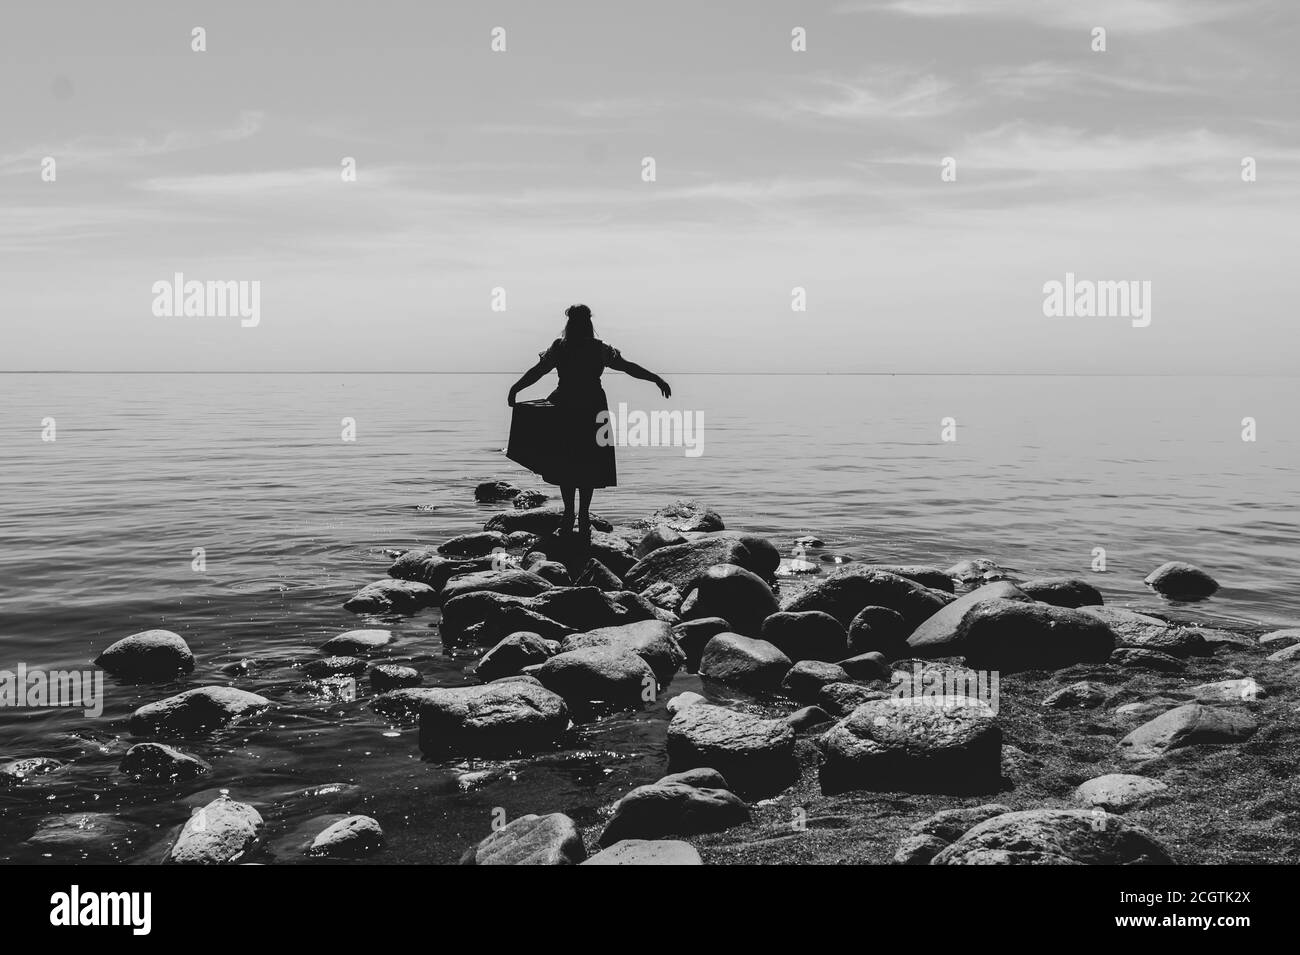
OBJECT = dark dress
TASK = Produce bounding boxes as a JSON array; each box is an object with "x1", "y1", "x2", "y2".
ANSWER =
[{"x1": 535, "y1": 337, "x2": 620, "y2": 488}]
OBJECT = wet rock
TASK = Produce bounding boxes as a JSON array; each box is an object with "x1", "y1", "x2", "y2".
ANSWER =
[
  {"x1": 561, "y1": 619, "x2": 685, "y2": 684},
  {"x1": 760, "y1": 610, "x2": 847, "y2": 662},
  {"x1": 535, "y1": 646, "x2": 656, "y2": 711},
  {"x1": 1119, "y1": 703, "x2": 1257, "y2": 760},
  {"x1": 666, "y1": 703, "x2": 797, "y2": 798},
  {"x1": 438, "y1": 531, "x2": 510, "y2": 558},
  {"x1": 309, "y1": 815, "x2": 384, "y2": 858},
  {"x1": 1043, "y1": 681, "x2": 1110, "y2": 709},
  {"x1": 781, "y1": 660, "x2": 850, "y2": 702},
  {"x1": 1144, "y1": 561, "x2": 1219, "y2": 600},
  {"x1": 649, "y1": 500, "x2": 725, "y2": 534},
  {"x1": 1260, "y1": 628, "x2": 1300, "y2": 649},
  {"x1": 418, "y1": 681, "x2": 569, "y2": 756},
  {"x1": 864, "y1": 565, "x2": 955, "y2": 593},
  {"x1": 94, "y1": 629, "x2": 195, "y2": 681},
  {"x1": 639, "y1": 581, "x2": 683, "y2": 615},
  {"x1": 656, "y1": 767, "x2": 729, "y2": 789},
  {"x1": 441, "y1": 568, "x2": 553, "y2": 601},
  {"x1": 1114, "y1": 698, "x2": 1180, "y2": 722},
  {"x1": 945, "y1": 558, "x2": 1013, "y2": 584},
  {"x1": 598, "y1": 782, "x2": 749, "y2": 846},
  {"x1": 440, "y1": 586, "x2": 654, "y2": 646},
  {"x1": 698, "y1": 633, "x2": 791, "y2": 691},
  {"x1": 912, "y1": 597, "x2": 1116, "y2": 671},
  {"x1": 460, "y1": 812, "x2": 586, "y2": 865},
  {"x1": 582, "y1": 839, "x2": 702, "y2": 865},
  {"x1": 26, "y1": 813, "x2": 148, "y2": 861},
  {"x1": 1075, "y1": 774, "x2": 1168, "y2": 811},
  {"x1": 681, "y1": 564, "x2": 779, "y2": 635},
  {"x1": 905, "y1": 581, "x2": 1032, "y2": 652},
  {"x1": 1266, "y1": 643, "x2": 1300, "y2": 663},
  {"x1": 170, "y1": 793, "x2": 263, "y2": 864},
  {"x1": 636, "y1": 525, "x2": 687, "y2": 559},
  {"x1": 931, "y1": 808, "x2": 1173, "y2": 865},
  {"x1": 1189, "y1": 678, "x2": 1265, "y2": 703},
  {"x1": 474, "y1": 480, "x2": 520, "y2": 503},
  {"x1": 672, "y1": 617, "x2": 731, "y2": 671},
  {"x1": 1111, "y1": 648, "x2": 1184, "y2": 672},
  {"x1": 782, "y1": 567, "x2": 948, "y2": 629},
  {"x1": 847, "y1": 605, "x2": 910, "y2": 659},
  {"x1": 320, "y1": 629, "x2": 394, "y2": 655},
  {"x1": 119, "y1": 742, "x2": 211, "y2": 782},
  {"x1": 666, "y1": 691, "x2": 706, "y2": 715},
  {"x1": 1115, "y1": 624, "x2": 1211, "y2": 658},
  {"x1": 485, "y1": 506, "x2": 612, "y2": 536},
  {"x1": 528, "y1": 530, "x2": 635, "y2": 578},
  {"x1": 129, "y1": 686, "x2": 272, "y2": 738},
  {"x1": 574, "y1": 558, "x2": 623, "y2": 591},
  {"x1": 528, "y1": 560, "x2": 573, "y2": 586},
  {"x1": 0, "y1": 756, "x2": 63, "y2": 785},
  {"x1": 475, "y1": 632, "x2": 560, "y2": 682},
  {"x1": 893, "y1": 804, "x2": 1012, "y2": 864},
  {"x1": 819, "y1": 682, "x2": 892, "y2": 717},
  {"x1": 623, "y1": 533, "x2": 781, "y2": 596},
  {"x1": 1076, "y1": 606, "x2": 1168, "y2": 636},
  {"x1": 1018, "y1": 576, "x2": 1103, "y2": 608},
  {"x1": 787, "y1": 705, "x2": 833, "y2": 732},
  {"x1": 368, "y1": 664, "x2": 421, "y2": 691},
  {"x1": 837, "y1": 652, "x2": 891, "y2": 682},
  {"x1": 512, "y1": 489, "x2": 547, "y2": 509},
  {"x1": 1193, "y1": 628, "x2": 1255, "y2": 650},
  {"x1": 370, "y1": 687, "x2": 439, "y2": 721},
  {"x1": 304, "y1": 655, "x2": 367, "y2": 678},
  {"x1": 343, "y1": 578, "x2": 437, "y2": 614},
  {"x1": 388, "y1": 551, "x2": 488, "y2": 589},
  {"x1": 818, "y1": 697, "x2": 1001, "y2": 794}
]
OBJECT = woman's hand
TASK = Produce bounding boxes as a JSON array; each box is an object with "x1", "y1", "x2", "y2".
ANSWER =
[
  {"x1": 507, "y1": 387, "x2": 518, "y2": 407},
  {"x1": 656, "y1": 377, "x2": 671, "y2": 399}
]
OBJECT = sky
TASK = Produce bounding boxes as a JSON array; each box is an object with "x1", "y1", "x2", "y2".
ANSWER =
[{"x1": 2, "y1": 0, "x2": 1298, "y2": 373}]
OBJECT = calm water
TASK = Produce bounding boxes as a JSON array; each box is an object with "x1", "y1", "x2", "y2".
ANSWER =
[{"x1": 1, "y1": 373, "x2": 1297, "y2": 862}]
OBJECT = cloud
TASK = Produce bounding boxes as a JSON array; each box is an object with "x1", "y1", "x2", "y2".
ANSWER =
[
  {"x1": 836, "y1": 0, "x2": 1263, "y2": 33},
  {"x1": 760, "y1": 68, "x2": 957, "y2": 120}
]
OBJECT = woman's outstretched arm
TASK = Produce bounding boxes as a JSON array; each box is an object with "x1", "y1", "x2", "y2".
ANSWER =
[
  {"x1": 508, "y1": 359, "x2": 552, "y2": 406},
  {"x1": 608, "y1": 354, "x2": 671, "y2": 398}
]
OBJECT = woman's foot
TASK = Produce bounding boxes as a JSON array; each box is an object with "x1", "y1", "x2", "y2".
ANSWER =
[
  {"x1": 577, "y1": 514, "x2": 592, "y2": 540},
  {"x1": 558, "y1": 512, "x2": 577, "y2": 535}
]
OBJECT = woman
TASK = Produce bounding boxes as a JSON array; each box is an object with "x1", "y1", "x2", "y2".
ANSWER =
[{"x1": 508, "y1": 304, "x2": 670, "y2": 537}]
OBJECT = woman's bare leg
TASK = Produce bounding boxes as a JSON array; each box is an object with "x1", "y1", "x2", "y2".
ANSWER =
[
  {"x1": 578, "y1": 487, "x2": 594, "y2": 537},
  {"x1": 560, "y1": 485, "x2": 576, "y2": 533}
]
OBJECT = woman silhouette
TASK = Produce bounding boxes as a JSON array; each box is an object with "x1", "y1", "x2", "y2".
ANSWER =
[{"x1": 508, "y1": 304, "x2": 670, "y2": 537}]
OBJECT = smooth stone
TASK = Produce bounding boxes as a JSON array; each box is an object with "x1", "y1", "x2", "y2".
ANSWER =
[
  {"x1": 343, "y1": 578, "x2": 437, "y2": 614},
  {"x1": 119, "y1": 742, "x2": 211, "y2": 782},
  {"x1": 561, "y1": 619, "x2": 685, "y2": 684},
  {"x1": 782, "y1": 567, "x2": 949, "y2": 629},
  {"x1": 1043, "y1": 681, "x2": 1110, "y2": 709},
  {"x1": 368, "y1": 664, "x2": 422, "y2": 691},
  {"x1": 1259, "y1": 628, "x2": 1300, "y2": 648},
  {"x1": 475, "y1": 632, "x2": 560, "y2": 682},
  {"x1": 1075, "y1": 774, "x2": 1169, "y2": 811},
  {"x1": 819, "y1": 682, "x2": 892, "y2": 717},
  {"x1": 581, "y1": 839, "x2": 702, "y2": 865},
  {"x1": 474, "y1": 480, "x2": 520, "y2": 502},
  {"x1": 1113, "y1": 698, "x2": 1180, "y2": 722},
  {"x1": 574, "y1": 558, "x2": 623, "y2": 591},
  {"x1": 672, "y1": 617, "x2": 731, "y2": 671},
  {"x1": 129, "y1": 686, "x2": 272, "y2": 738},
  {"x1": 320, "y1": 629, "x2": 394, "y2": 655},
  {"x1": 1144, "y1": 561, "x2": 1219, "y2": 600},
  {"x1": 698, "y1": 633, "x2": 792, "y2": 691},
  {"x1": 656, "y1": 767, "x2": 730, "y2": 789},
  {"x1": 1118, "y1": 703, "x2": 1257, "y2": 760},
  {"x1": 913, "y1": 598, "x2": 1116, "y2": 671},
  {"x1": 760, "y1": 610, "x2": 848, "y2": 662},
  {"x1": 1189, "y1": 678, "x2": 1265, "y2": 703},
  {"x1": 893, "y1": 804, "x2": 1012, "y2": 864},
  {"x1": 441, "y1": 568, "x2": 553, "y2": 602},
  {"x1": 666, "y1": 691, "x2": 706, "y2": 715},
  {"x1": 787, "y1": 705, "x2": 833, "y2": 732},
  {"x1": 836, "y1": 651, "x2": 891, "y2": 682},
  {"x1": 437, "y1": 531, "x2": 510, "y2": 558},
  {"x1": 598, "y1": 782, "x2": 749, "y2": 846},
  {"x1": 636, "y1": 524, "x2": 687, "y2": 559},
  {"x1": 1111, "y1": 648, "x2": 1184, "y2": 672},
  {"x1": 309, "y1": 815, "x2": 384, "y2": 858},
  {"x1": 169, "y1": 794, "x2": 263, "y2": 864},
  {"x1": 905, "y1": 581, "x2": 1033, "y2": 653},
  {"x1": 459, "y1": 813, "x2": 586, "y2": 865},
  {"x1": 1266, "y1": 643, "x2": 1300, "y2": 662},
  {"x1": 535, "y1": 645, "x2": 656, "y2": 711},
  {"x1": 529, "y1": 560, "x2": 573, "y2": 586},
  {"x1": 930, "y1": 808, "x2": 1173, "y2": 865},
  {"x1": 387, "y1": 551, "x2": 486, "y2": 588},
  {"x1": 847, "y1": 605, "x2": 910, "y2": 659},
  {"x1": 623, "y1": 533, "x2": 781, "y2": 596},
  {"x1": 1076, "y1": 606, "x2": 1169, "y2": 636},
  {"x1": 94, "y1": 629, "x2": 194, "y2": 681},
  {"x1": 649, "y1": 500, "x2": 725, "y2": 533},
  {"x1": 1115, "y1": 624, "x2": 1211, "y2": 658},
  {"x1": 666, "y1": 703, "x2": 797, "y2": 798},
  {"x1": 1017, "y1": 576, "x2": 1104, "y2": 608},
  {"x1": 863, "y1": 564, "x2": 956, "y2": 593},
  {"x1": 781, "y1": 660, "x2": 850, "y2": 702},
  {"x1": 417, "y1": 681, "x2": 569, "y2": 756},
  {"x1": 681, "y1": 563, "x2": 779, "y2": 636}
]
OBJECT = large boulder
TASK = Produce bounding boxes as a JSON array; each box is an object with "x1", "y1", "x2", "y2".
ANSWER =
[
  {"x1": 417, "y1": 681, "x2": 569, "y2": 756},
  {"x1": 343, "y1": 578, "x2": 437, "y2": 614},
  {"x1": 169, "y1": 794, "x2": 263, "y2": 865},
  {"x1": 1017, "y1": 576, "x2": 1103, "y2": 608},
  {"x1": 388, "y1": 550, "x2": 487, "y2": 589},
  {"x1": 598, "y1": 782, "x2": 749, "y2": 846},
  {"x1": 475, "y1": 632, "x2": 560, "y2": 681},
  {"x1": 818, "y1": 697, "x2": 1001, "y2": 794},
  {"x1": 667, "y1": 703, "x2": 797, "y2": 798},
  {"x1": 761, "y1": 610, "x2": 847, "y2": 662},
  {"x1": 574, "y1": 558, "x2": 623, "y2": 591},
  {"x1": 485, "y1": 506, "x2": 612, "y2": 535},
  {"x1": 437, "y1": 531, "x2": 509, "y2": 558},
  {"x1": 649, "y1": 500, "x2": 725, "y2": 533},
  {"x1": 672, "y1": 617, "x2": 731, "y2": 671},
  {"x1": 893, "y1": 804, "x2": 1012, "y2": 864},
  {"x1": 1118, "y1": 703, "x2": 1257, "y2": 761},
  {"x1": 623, "y1": 533, "x2": 781, "y2": 595},
  {"x1": 535, "y1": 646, "x2": 657, "y2": 712},
  {"x1": 910, "y1": 597, "x2": 1116, "y2": 671},
  {"x1": 129, "y1": 686, "x2": 272, "y2": 738},
  {"x1": 560, "y1": 619, "x2": 685, "y2": 685},
  {"x1": 635, "y1": 525, "x2": 687, "y2": 559},
  {"x1": 680, "y1": 564, "x2": 779, "y2": 635},
  {"x1": 440, "y1": 569, "x2": 553, "y2": 602},
  {"x1": 1144, "y1": 561, "x2": 1219, "y2": 600},
  {"x1": 439, "y1": 586, "x2": 654, "y2": 646},
  {"x1": 847, "y1": 606, "x2": 910, "y2": 659},
  {"x1": 528, "y1": 530, "x2": 636, "y2": 578},
  {"x1": 780, "y1": 567, "x2": 948, "y2": 629},
  {"x1": 781, "y1": 660, "x2": 850, "y2": 702},
  {"x1": 459, "y1": 813, "x2": 586, "y2": 865},
  {"x1": 95, "y1": 629, "x2": 195, "y2": 681},
  {"x1": 905, "y1": 581, "x2": 1032, "y2": 652},
  {"x1": 582, "y1": 839, "x2": 702, "y2": 865},
  {"x1": 698, "y1": 633, "x2": 791, "y2": 691},
  {"x1": 930, "y1": 808, "x2": 1173, "y2": 865},
  {"x1": 863, "y1": 565, "x2": 955, "y2": 593}
]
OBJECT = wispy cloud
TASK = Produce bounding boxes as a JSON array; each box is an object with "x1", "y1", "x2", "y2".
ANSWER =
[
  {"x1": 836, "y1": 0, "x2": 1264, "y2": 33},
  {"x1": 760, "y1": 68, "x2": 956, "y2": 120}
]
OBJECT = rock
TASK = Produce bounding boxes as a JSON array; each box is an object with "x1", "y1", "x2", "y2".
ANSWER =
[
  {"x1": 440, "y1": 586, "x2": 654, "y2": 647},
  {"x1": 129, "y1": 686, "x2": 272, "y2": 737},
  {"x1": 304, "y1": 655, "x2": 367, "y2": 678},
  {"x1": 905, "y1": 581, "x2": 1032, "y2": 652},
  {"x1": 837, "y1": 652, "x2": 891, "y2": 682},
  {"x1": 1144, "y1": 561, "x2": 1219, "y2": 600},
  {"x1": 681, "y1": 564, "x2": 779, "y2": 635},
  {"x1": 894, "y1": 833, "x2": 952, "y2": 865},
  {"x1": 368, "y1": 664, "x2": 422, "y2": 691},
  {"x1": 582, "y1": 839, "x2": 702, "y2": 865},
  {"x1": 26, "y1": 813, "x2": 147, "y2": 861},
  {"x1": 1189, "y1": 678, "x2": 1265, "y2": 703},
  {"x1": 441, "y1": 568, "x2": 553, "y2": 601},
  {"x1": 574, "y1": 558, "x2": 623, "y2": 591},
  {"x1": 1114, "y1": 698, "x2": 1180, "y2": 722},
  {"x1": 475, "y1": 632, "x2": 560, "y2": 681},
  {"x1": 847, "y1": 605, "x2": 910, "y2": 658},
  {"x1": 1076, "y1": 606, "x2": 1169, "y2": 636},
  {"x1": 623, "y1": 532, "x2": 781, "y2": 596},
  {"x1": 1018, "y1": 576, "x2": 1104, "y2": 608},
  {"x1": 460, "y1": 813, "x2": 586, "y2": 865},
  {"x1": 119, "y1": 743, "x2": 211, "y2": 782},
  {"x1": 945, "y1": 558, "x2": 1013, "y2": 583},
  {"x1": 819, "y1": 682, "x2": 892, "y2": 717},
  {"x1": 818, "y1": 697, "x2": 1001, "y2": 794},
  {"x1": 560, "y1": 619, "x2": 685, "y2": 685},
  {"x1": 649, "y1": 500, "x2": 725, "y2": 533},
  {"x1": 1194, "y1": 628, "x2": 1255, "y2": 650},
  {"x1": 930, "y1": 808, "x2": 1173, "y2": 865},
  {"x1": 672, "y1": 617, "x2": 731, "y2": 671},
  {"x1": 1111, "y1": 648, "x2": 1184, "y2": 672},
  {"x1": 343, "y1": 578, "x2": 437, "y2": 614},
  {"x1": 169, "y1": 794, "x2": 263, "y2": 864},
  {"x1": 507, "y1": 531, "x2": 538, "y2": 550},
  {"x1": 417, "y1": 681, "x2": 569, "y2": 756},
  {"x1": 438, "y1": 531, "x2": 509, "y2": 558},
  {"x1": 912, "y1": 597, "x2": 1116, "y2": 672},
  {"x1": 698, "y1": 633, "x2": 792, "y2": 691},
  {"x1": 781, "y1": 660, "x2": 850, "y2": 702},
  {"x1": 666, "y1": 692, "x2": 706, "y2": 715},
  {"x1": 1119, "y1": 703, "x2": 1257, "y2": 760},
  {"x1": 1116, "y1": 624, "x2": 1211, "y2": 658},
  {"x1": 761, "y1": 611, "x2": 848, "y2": 662},
  {"x1": 94, "y1": 629, "x2": 195, "y2": 681},
  {"x1": 787, "y1": 705, "x2": 833, "y2": 731},
  {"x1": 309, "y1": 815, "x2": 384, "y2": 858},
  {"x1": 1266, "y1": 643, "x2": 1300, "y2": 662},
  {"x1": 474, "y1": 480, "x2": 520, "y2": 502},
  {"x1": 0, "y1": 756, "x2": 63, "y2": 784},
  {"x1": 535, "y1": 646, "x2": 657, "y2": 711},
  {"x1": 599, "y1": 782, "x2": 749, "y2": 846},
  {"x1": 893, "y1": 804, "x2": 1012, "y2": 864},
  {"x1": 529, "y1": 560, "x2": 573, "y2": 586},
  {"x1": 388, "y1": 550, "x2": 486, "y2": 589},
  {"x1": 636, "y1": 525, "x2": 687, "y2": 559},
  {"x1": 666, "y1": 703, "x2": 797, "y2": 797},
  {"x1": 657, "y1": 767, "x2": 730, "y2": 789},
  {"x1": 639, "y1": 581, "x2": 683, "y2": 615},
  {"x1": 864, "y1": 565, "x2": 956, "y2": 593},
  {"x1": 528, "y1": 530, "x2": 635, "y2": 578},
  {"x1": 370, "y1": 687, "x2": 440, "y2": 721},
  {"x1": 1043, "y1": 681, "x2": 1110, "y2": 709},
  {"x1": 1075, "y1": 774, "x2": 1169, "y2": 811},
  {"x1": 513, "y1": 489, "x2": 548, "y2": 509},
  {"x1": 320, "y1": 629, "x2": 394, "y2": 655},
  {"x1": 781, "y1": 567, "x2": 948, "y2": 629},
  {"x1": 1260, "y1": 628, "x2": 1300, "y2": 649},
  {"x1": 485, "y1": 506, "x2": 612, "y2": 535}
]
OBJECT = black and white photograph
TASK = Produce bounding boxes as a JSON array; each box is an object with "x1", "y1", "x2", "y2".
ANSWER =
[{"x1": 1, "y1": 0, "x2": 1293, "y2": 932}]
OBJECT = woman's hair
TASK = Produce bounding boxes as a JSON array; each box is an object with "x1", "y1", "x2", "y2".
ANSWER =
[{"x1": 562, "y1": 304, "x2": 594, "y2": 341}]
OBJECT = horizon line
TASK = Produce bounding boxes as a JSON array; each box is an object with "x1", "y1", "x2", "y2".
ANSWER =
[{"x1": 1, "y1": 371, "x2": 1297, "y2": 378}]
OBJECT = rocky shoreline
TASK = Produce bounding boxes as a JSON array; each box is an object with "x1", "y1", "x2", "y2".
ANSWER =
[{"x1": 5, "y1": 486, "x2": 1298, "y2": 865}]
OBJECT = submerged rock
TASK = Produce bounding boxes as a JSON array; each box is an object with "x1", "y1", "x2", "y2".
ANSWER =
[
  {"x1": 474, "y1": 480, "x2": 520, "y2": 503},
  {"x1": 930, "y1": 808, "x2": 1173, "y2": 865},
  {"x1": 598, "y1": 782, "x2": 749, "y2": 846},
  {"x1": 459, "y1": 813, "x2": 586, "y2": 865},
  {"x1": 418, "y1": 681, "x2": 569, "y2": 757},
  {"x1": 320, "y1": 629, "x2": 394, "y2": 655},
  {"x1": 438, "y1": 531, "x2": 509, "y2": 558},
  {"x1": 1144, "y1": 561, "x2": 1219, "y2": 600},
  {"x1": 666, "y1": 703, "x2": 797, "y2": 798},
  {"x1": 368, "y1": 664, "x2": 422, "y2": 691},
  {"x1": 343, "y1": 578, "x2": 437, "y2": 615},
  {"x1": 309, "y1": 815, "x2": 385, "y2": 858},
  {"x1": 94, "y1": 629, "x2": 195, "y2": 681},
  {"x1": 169, "y1": 793, "x2": 263, "y2": 865},
  {"x1": 582, "y1": 839, "x2": 702, "y2": 865},
  {"x1": 129, "y1": 686, "x2": 272, "y2": 738},
  {"x1": 1118, "y1": 703, "x2": 1257, "y2": 760},
  {"x1": 0, "y1": 756, "x2": 64, "y2": 785},
  {"x1": 26, "y1": 813, "x2": 148, "y2": 862},
  {"x1": 119, "y1": 742, "x2": 211, "y2": 782},
  {"x1": 304, "y1": 655, "x2": 367, "y2": 678},
  {"x1": 1017, "y1": 577, "x2": 1103, "y2": 608},
  {"x1": 945, "y1": 558, "x2": 1013, "y2": 584},
  {"x1": 698, "y1": 633, "x2": 791, "y2": 691}
]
